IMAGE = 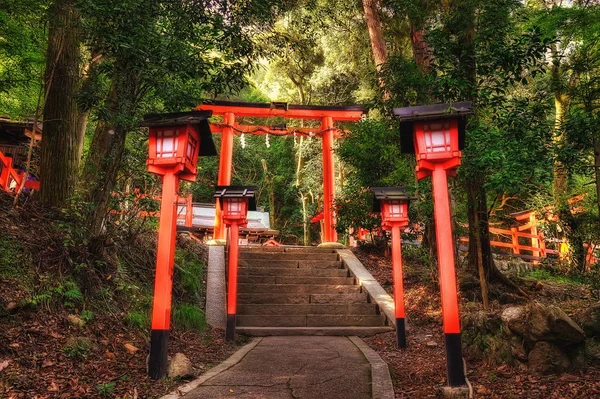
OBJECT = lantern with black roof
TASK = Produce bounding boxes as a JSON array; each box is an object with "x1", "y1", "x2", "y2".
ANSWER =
[
  {"x1": 396, "y1": 102, "x2": 471, "y2": 180},
  {"x1": 143, "y1": 110, "x2": 217, "y2": 181},
  {"x1": 142, "y1": 111, "x2": 217, "y2": 381},
  {"x1": 393, "y1": 103, "x2": 472, "y2": 389},
  {"x1": 372, "y1": 187, "x2": 416, "y2": 349},
  {"x1": 214, "y1": 186, "x2": 257, "y2": 341}
]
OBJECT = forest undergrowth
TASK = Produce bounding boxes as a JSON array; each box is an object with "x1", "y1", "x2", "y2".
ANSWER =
[
  {"x1": 355, "y1": 245, "x2": 600, "y2": 399},
  {"x1": 0, "y1": 192, "x2": 241, "y2": 399}
]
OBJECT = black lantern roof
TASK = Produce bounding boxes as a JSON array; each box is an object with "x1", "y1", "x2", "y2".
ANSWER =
[
  {"x1": 214, "y1": 185, "x2": 257, "y2": 211},
  {"x1": 141, "y1": 110, "x2": 217, "y2": 157},
  {"x1": 393, "y1": 102, "x2": 472, "y2": 154},
  {"x1": 371, "y1": 187, "x2": 417, "y2": 213}
]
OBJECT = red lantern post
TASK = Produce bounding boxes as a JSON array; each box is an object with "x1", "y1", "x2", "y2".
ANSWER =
[
  {"x1": 394, "y1": 102, "x2": 472, "y2": 387},
  {"x1": 214, "y1": 186, "x2": 257, "y2": 341},
  {"x1": 372, "y1": 187, "x2": 416, "y2": 348},
  {"x1": 142, "y1": 111, "x2": 217, "y2": 380}
]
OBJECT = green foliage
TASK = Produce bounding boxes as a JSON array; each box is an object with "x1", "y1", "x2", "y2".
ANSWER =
[
  {"x1": 173, "y1": 304, "x2": 207, "y2": 331},
  {"x1": 0, "y1": 0, "x2": 45, "y2": 118},
  {"x1": 63, "y1": 337, "x2": 93, "y2": 359},
  {"x1": 335, "y1": 119, "x2": 415, "y2": 235},
  {"x1": 125, "y1": 310, "x2": 149, "y2": 330},
  {"x1": 0, "y1": 234, "x2": 31, "y2": 280},
  {"x1": 174, "y1": 250, "x2": 204, "y2": 302},
  {"x1": 95, "y1": 381, "x2": 116, "y2": 397},
  {"x1": 80, "y1": 309, "x2": 94, "y2": 322},
  {"x1": 335, "y1": 188, "x2": 380, "y2": 237},
  {"x1": 26, "y1": 279, "x2": 84, "y2": 309},
  {"x1": 337, "y1": 119, "x2": 413, "y2": 188}
]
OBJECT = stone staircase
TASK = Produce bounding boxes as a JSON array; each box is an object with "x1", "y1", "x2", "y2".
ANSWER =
[{"x1": 236, "y1": 247, "x2": 393, "y2": 336}]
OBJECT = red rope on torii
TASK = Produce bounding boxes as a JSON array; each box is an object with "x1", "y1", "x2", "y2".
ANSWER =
[
  {"x1": 196, "y1": 100, "x2": 366, "y2": 244},
  {"x1": 210, "y1": 123, "x2": 343, "y2": 138}
]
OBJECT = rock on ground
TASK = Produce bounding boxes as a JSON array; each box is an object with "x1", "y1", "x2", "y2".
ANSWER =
[
  {"x1": 576, "y1": 303, "x2": 600, "y2": 338},
  {"x1": 528, "y1": 341, "x2": 571, "y2": 375},
  {"x1": 67, "y1": 314, "x2": 85, "y2": 328},
  {"x1": 168, "y1": 352, "x2": 193, "y2": 378},
  {"x1": 502, "y1": 302, "x2": 585, "y2": 343}
]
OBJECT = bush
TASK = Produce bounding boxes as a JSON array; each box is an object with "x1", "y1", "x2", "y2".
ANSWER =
[
  {"x1": 174, "y1": 250, "x2": 205, "y2": 302},
  {"x1": 63, "y1": 336, "x2": 93, "y2": 359},
  {"x1": 125, "y1": 310, "x2": 149, "y2": 330},
  {"x1": 0, "y1": 234, "x2": 31, "y2": 280},
  {"x1": 173, "y1": 304, "x2": 207, "y2": 331}
]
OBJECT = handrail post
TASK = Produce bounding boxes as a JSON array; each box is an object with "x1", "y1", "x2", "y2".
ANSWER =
[{"x1": 510, "y1": 227, "x2": 519, "y2": 255}]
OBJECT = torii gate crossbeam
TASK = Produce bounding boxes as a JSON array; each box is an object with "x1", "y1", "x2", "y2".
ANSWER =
[{"x1": 196, "y1": 100, "x2": 365, "y2": 245}]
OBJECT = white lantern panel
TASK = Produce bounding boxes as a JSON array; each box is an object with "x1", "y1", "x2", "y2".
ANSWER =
[
  {"x1": 424, "y1": 122, "x2": 451, "y2": 153},
  {"x1": 157, "y1": 129, "x2": 179, "y2": 158}
]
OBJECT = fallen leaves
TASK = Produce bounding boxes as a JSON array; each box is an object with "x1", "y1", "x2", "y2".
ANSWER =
[
  {"x1": 123, "y1": 343, "x2": 139, "y2": 354},
  {"x1": 354, "y1": 246, "x2": 600, "y2": 399},
  {"x1": 0, "y1": 360, "x2": 9, "y2": 373}
]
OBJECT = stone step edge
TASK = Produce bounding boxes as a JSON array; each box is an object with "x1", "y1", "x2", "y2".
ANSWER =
[
  {"x1": 236, "y1": 326, "x2": 394, "y2": 337},
  {"x1": 336, "y1": 249, "x2": 397, "y2": 330}
]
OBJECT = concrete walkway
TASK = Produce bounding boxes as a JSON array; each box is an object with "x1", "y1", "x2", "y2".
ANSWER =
[{"x1": 164, "y1": 336, "x2": 394, "y2": 399}]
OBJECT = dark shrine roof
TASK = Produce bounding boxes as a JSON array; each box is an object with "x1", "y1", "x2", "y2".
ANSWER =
[
  {"x1": 0, "y1": 117, "x2": 42, "y2": 145},
  {"x1": 393, "y1": 102, "x2": 472, "y2": 122},
  {"x1": 141, "y1": 110, "x2": 213, "y2": 127},
  {"x1": 141, "y1": 110, "x2": 217, "y2": 157},
  {"x1": 371, "y1": 187, "x2": 417, "y2": 212}
]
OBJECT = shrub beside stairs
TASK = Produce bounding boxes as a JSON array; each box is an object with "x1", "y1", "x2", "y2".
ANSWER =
[{"x1": 236, "y1": 247, "x2": 394, "y2": 336}]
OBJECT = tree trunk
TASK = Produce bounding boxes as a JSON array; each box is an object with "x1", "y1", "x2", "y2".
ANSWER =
[
  {"x1": 553, "y1": 93, "x2": 569, "y2": 199},
  {"x1": 76, "y1": 112, "x2": 88, "y2": 161},
  {"x1": 409, "y1": 24, "x2": 431, "y2": 72},
  {"x1": 301, "y1": 193, "x2": 310, "y2": 245},
  {"x1": 362, "y1": 0, "x2": 387, "y2": 69},
  {"x1": 39, "y1": 0, "x2": 82, "y2": 207},
  {"x1": 261, "y1": 159, "x2": 276, "y2": 228},
  {"x1": 80, "y1": 84, "x2": 128, "y2": 236},
  {"x1": 467, "y1": 177, "x2": 495, "y2": 278}
]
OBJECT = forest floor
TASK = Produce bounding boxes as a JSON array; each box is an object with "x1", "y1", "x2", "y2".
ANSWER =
[
  {"x1": 354, "y1": 246, "x2": 600, "y2": 399},
  {"x1": 0, "y1": 308, "x2": 241, "y2": 399},
  {"x1": 0, "y1": 192, "x2": 242, "y2": 399}
]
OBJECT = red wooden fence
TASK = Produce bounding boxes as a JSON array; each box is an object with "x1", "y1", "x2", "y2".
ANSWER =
[{"x1": 0, "y1": 150, "x2": 39, "y2": 192}]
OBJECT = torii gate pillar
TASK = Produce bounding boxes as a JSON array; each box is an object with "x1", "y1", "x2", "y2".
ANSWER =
[
  {"x1": 321, "y1": 116, "x2": 337, "y2": 243},
  {"x1": 213, "y1": 112, "x2": 235, "y2": 242}
]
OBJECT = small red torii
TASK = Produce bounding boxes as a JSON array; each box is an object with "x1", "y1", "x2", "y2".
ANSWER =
[{"x1": 196, "y1": 100, "x2": 365, "y2": 245}]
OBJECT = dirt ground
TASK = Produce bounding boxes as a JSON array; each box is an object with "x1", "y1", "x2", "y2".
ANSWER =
[
  {"x1": 354, "y1": 247, "x2": 600, "y2": 399},
  {"x1": 0, "y1": 302, "x2": 242, "y2": 399}
]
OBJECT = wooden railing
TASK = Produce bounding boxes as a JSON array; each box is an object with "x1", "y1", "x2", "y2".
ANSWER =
[
  {"x1": 0, "y1": 150, "x2": 39, "y2": 192},
  {"x1": 459, "y1": 226, "x2": 597, "y2": 266}
]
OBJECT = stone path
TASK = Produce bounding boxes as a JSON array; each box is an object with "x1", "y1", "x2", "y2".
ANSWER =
[{"x1": 177, "y1": 336, "x2": 382, "y2": 399}]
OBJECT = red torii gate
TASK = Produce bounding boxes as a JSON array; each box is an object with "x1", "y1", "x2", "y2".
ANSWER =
[{"x1": 196, "y1": 100, "x2": 365, "y2": 244}]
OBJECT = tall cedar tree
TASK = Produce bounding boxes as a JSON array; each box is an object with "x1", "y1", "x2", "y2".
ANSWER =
[{"x1": 39, "y1": 0, "x2": 82, "y2": 207}]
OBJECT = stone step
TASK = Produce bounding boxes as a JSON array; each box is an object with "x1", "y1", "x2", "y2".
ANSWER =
[
  {"x1": 237, "y1": 326, "x2": 394, "y2": 337},
  {"x1": 238, "y1": 283, "x2": 360, "y2": 294},
  {"x1": 311, "y1": 293, "x2": 368, "y2": 304},
  {"x1": 238, "y1": 275, "x2": 355, "y2": 285},
  {"x1": 238, "y1": 259, "x2": 343, "y2": 269},
  {"x1": 237, "y1": 303, "x2": 378, "y2": 316},
  {"x1": 236, "y1": 314, "x2": 387, "y2": 327},
  {"x1": 238, "y1": 267, "x2": 349, "y2": 278},
  {"x1": 239, "y1": 252, "x2": 340, "y2": 261},
  {"x1": 238, "y1": 293, "x2": 368, "y2": 305},
  {"x1": 240, "y1": 247, "x2": 337, "y2": 254}
]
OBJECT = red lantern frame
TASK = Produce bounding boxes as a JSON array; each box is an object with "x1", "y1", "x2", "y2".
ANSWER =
[
  {"x1": 222, "y1": 197, "x2": 249, "y2": 226},
  {"x1": 413, "y1": 119, "x2": 461, "y2": 162},
  {"x1": 381, "y1": 199, "x2": 410, "y2": 226},
  {"x1": 147, "y1": 124, "x2": 200, "y2": 181}
]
